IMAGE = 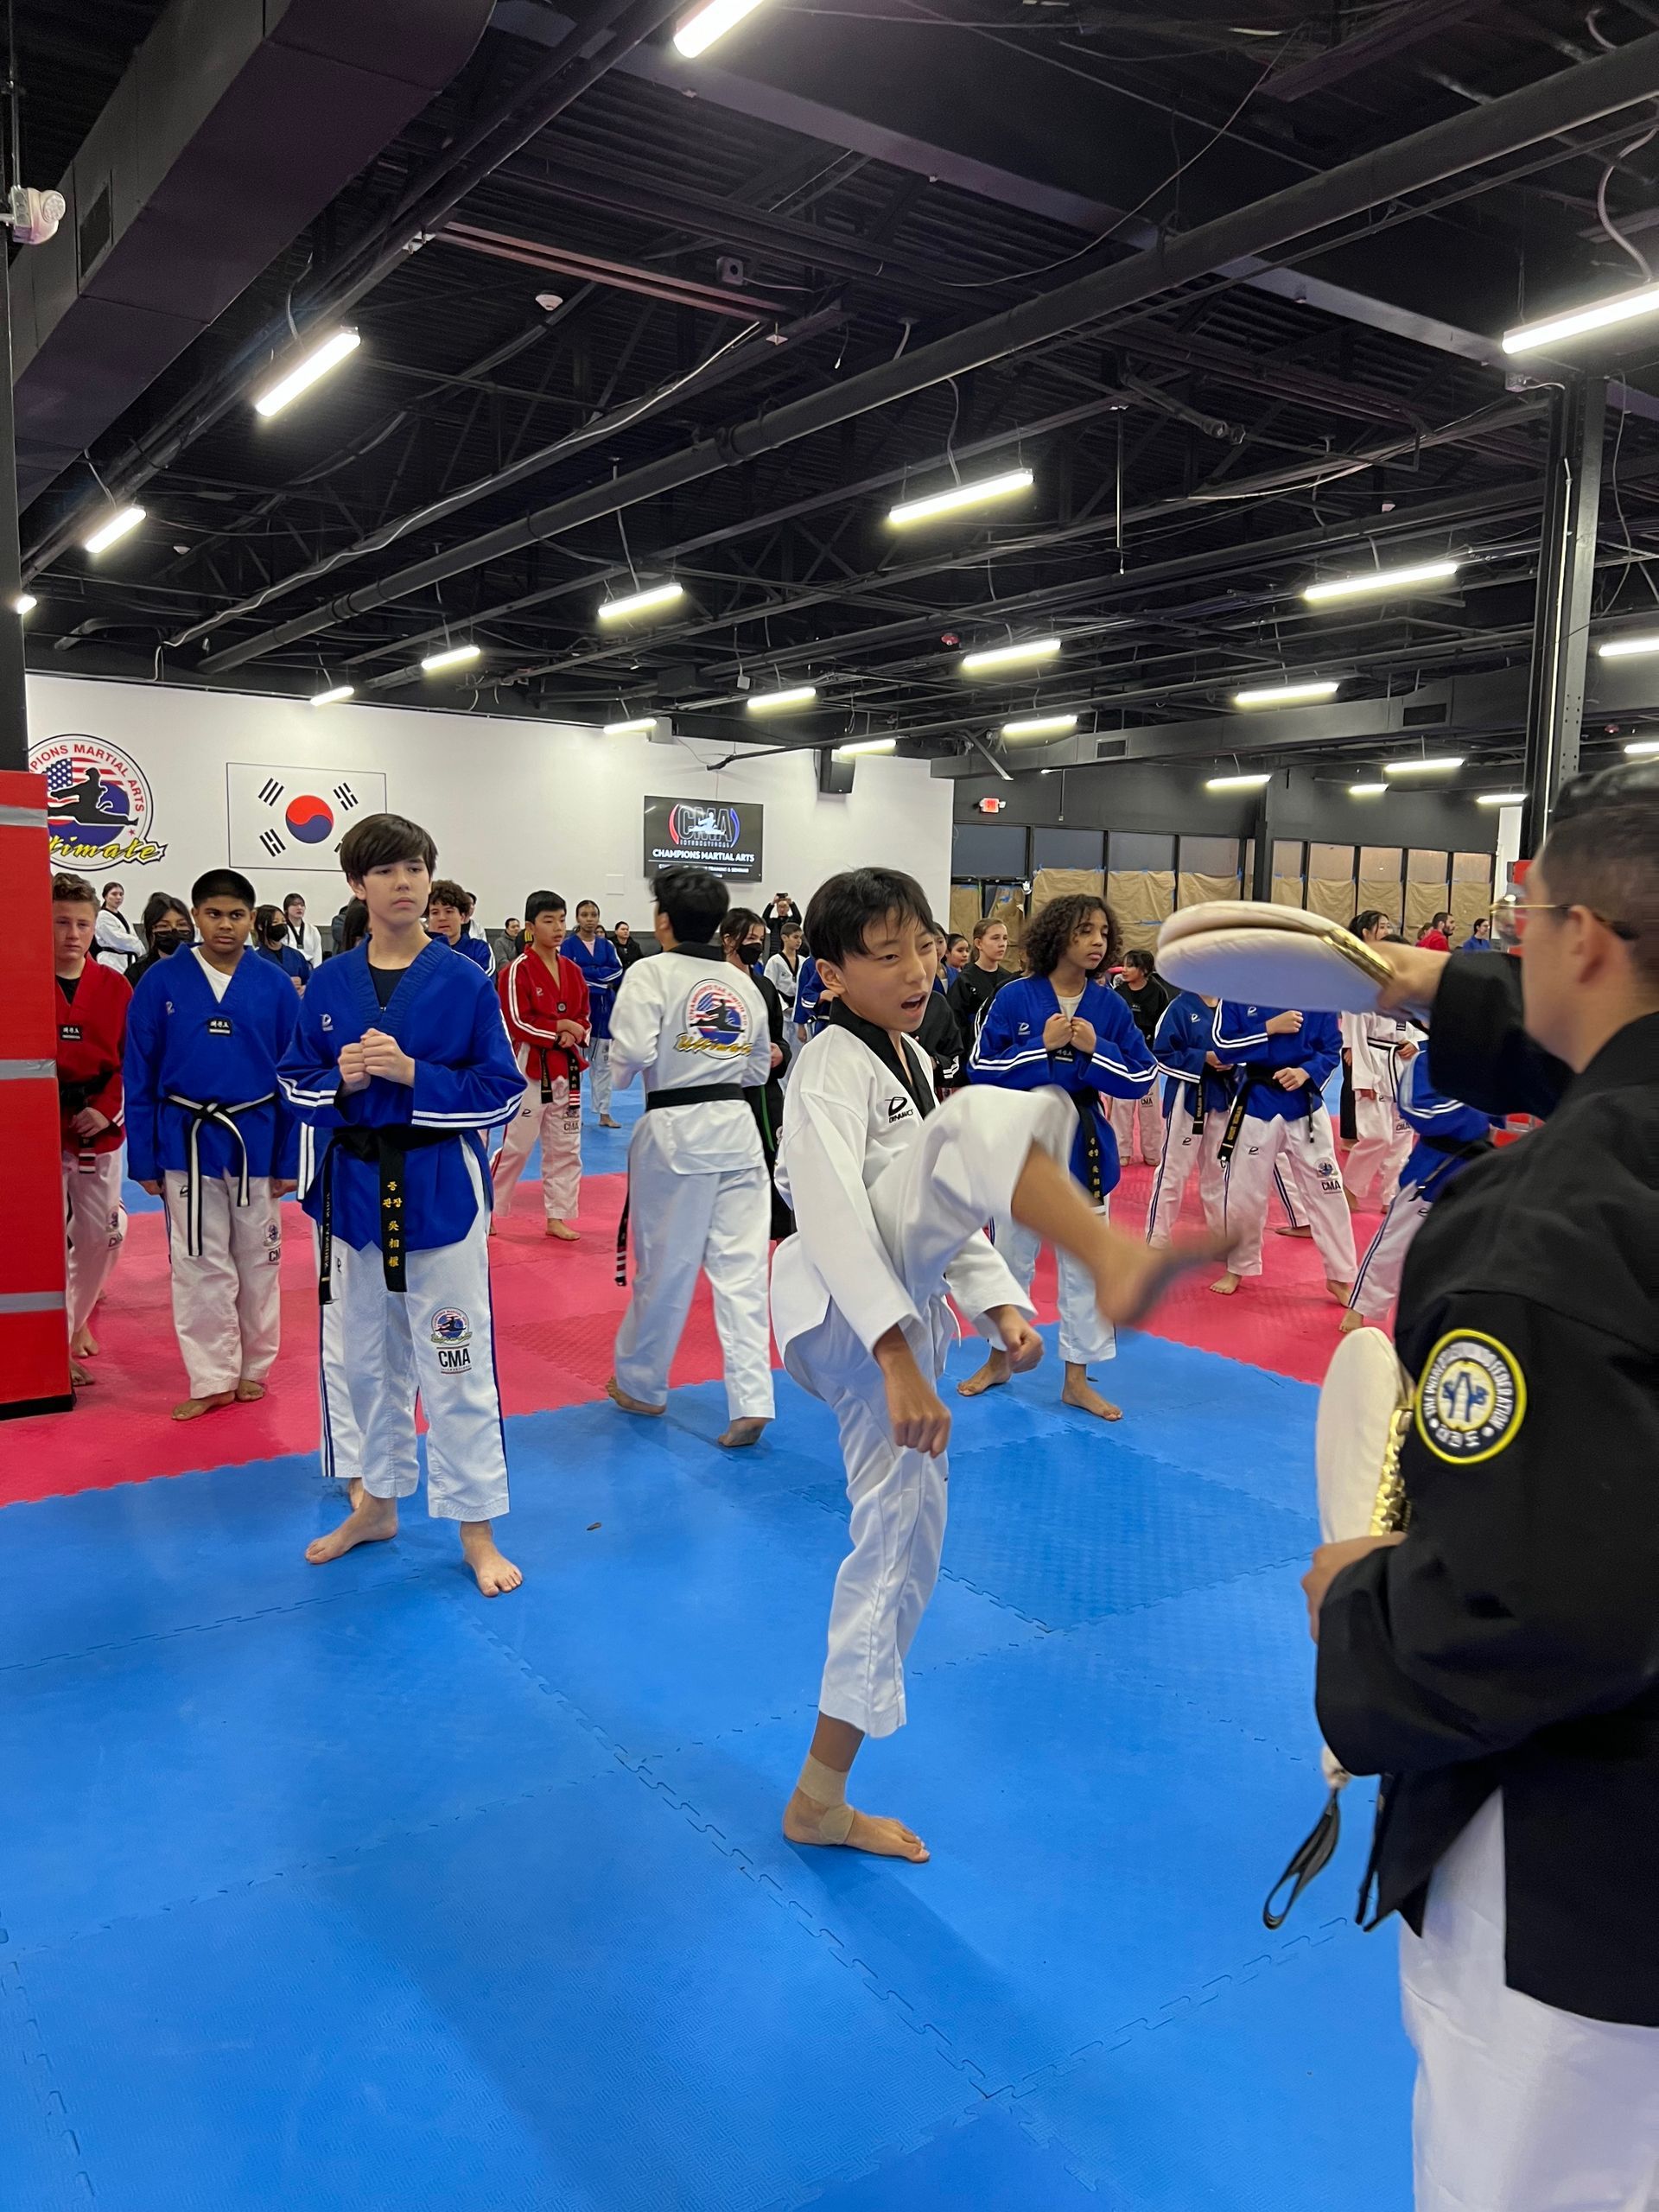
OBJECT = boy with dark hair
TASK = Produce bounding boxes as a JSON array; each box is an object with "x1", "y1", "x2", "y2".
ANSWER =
[
  {"x1": 607, "y1": 867, "x2": 775, "y2": 1448},
  {"x1": 491, "y1": 891, "x2": 588, "y2": 1240},
  {"x1": 774, "y1": 868, "x2": 1208, "y2": 1858},
  {"x1": 53, "y1": 873, "x2": 130, "y2": 1381},
  {"x1": 564, "y1": 898, "x2": 625, "y2": 1128},
  {"x1": 427, "y1": 878, "x2": 493, "y2": 974},
  {"x1": 124, "y1": 867, "x2": 299, "y2": 1420},
  {"x1": 279, "y1": 812, "x2": 525, "y2": 1597},
  {"x1": 964, "y1": 893, "x2": 1157, "y2": 1420}
]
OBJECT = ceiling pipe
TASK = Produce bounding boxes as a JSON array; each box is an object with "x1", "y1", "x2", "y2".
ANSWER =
[
  {"x1": 22, "y1": 0, "x2": 689, "y2": 580},
  {"x1": 200, "y1": 28, "x2": 1659, "y2": 677}
]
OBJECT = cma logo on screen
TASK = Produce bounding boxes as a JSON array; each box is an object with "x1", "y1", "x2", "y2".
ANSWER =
[{"x1": 668, "y1": 801, "x2": 742, "y2": 850}]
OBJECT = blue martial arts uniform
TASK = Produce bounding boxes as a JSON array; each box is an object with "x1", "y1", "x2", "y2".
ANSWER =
[
  {"x1": 1396, "y1": 1057, "x2": 1498, "y2": 1198},
  {"x1": 1150, "y1": 989, "x2": 1233, "y2": 1121},
  {"x1": 125, "y1": 949, "x2": 301, "y2": 1199},
  {"x1": 563, "y1": 931, "x2": 625, "y2": 1040},
  {"x1": 258, "y1": 941, "x2": 311, "y2": 987},
  {"x1": 970, "y1": 973, "x2": 1155, "y2": 1199},
  {"x1": 794, "y1": 957, "x2": 830, "y2": 1037},
  {"x1": 1211, "y1": 1001, "x2": 1342, "y2": 1123}
]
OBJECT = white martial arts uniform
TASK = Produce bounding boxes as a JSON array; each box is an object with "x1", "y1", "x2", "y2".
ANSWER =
[
  {"x1": 93, "y1": 905, "x2": 143, "y2": 976},
  {"x1": 1342, "y1": 1011, "x2": 1416, "y2": 1205},
  {"x1": 1109, "y1": 1088, "x2": 1162, "y2": 1166},
  {"x1": 280, "y1": 941, "x2": 524, "y2": 1522},
  {"x1": 61, "y1": 1153, "x2": 127, "y2": 1337},
  {"x1": 1211, "y1": 1004, "x2": 1357, "y2": 1283},
  {"x1": 1348, "y1": 1059, "x2": 1495, "y2": 1324},
  {"x1": 124, "y1": 946, "x2": 299, "y2": 1397},
  {"x1": 773, "y1": 1015, "x2": 1070, "y2": 1738},
  {"x1": 610, "y1": 944, "x2": 775, "y2": 1421},
  {"x1": 1144, "y1": 992, "x2": 1228, "y2": 1247},
  {"x1": 1402, "y1": 1793, "x2": 1659, "y2": 2212},
  {"x1": 56, "y1": 957, "x2": 131, "y2": 1339}
]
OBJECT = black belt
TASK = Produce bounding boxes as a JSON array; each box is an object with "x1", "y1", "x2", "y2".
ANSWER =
[
  {"x1": 164, "y1": 1092, "x2": 275, "y2": 1255},
  {"x1": 317, "y1": 1123, "x2": 458, "y2": 1300},
  {"x1": 60, "y1": 1069, "x2": 119, "y2": 1173},
  {"x1": 531, "y1": 1044, "x2": 581, "y2": 1107},
  {"x1": 1218, "y1": 1063, "x2": 1314, "y2": 1166},
  {"x1": 616, "y1": 1084, "x2": 749, "y2": 1282},
  {"x1": 1414, "y1": 1132, "x2": 1494, "y2": 1202},
  {"x1": 1071, "y1": 1086, "x2": 1105, "y2": 1204}
]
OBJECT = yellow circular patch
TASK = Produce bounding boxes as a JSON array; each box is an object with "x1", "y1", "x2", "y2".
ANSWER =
[{"x1": 1414, "y1": 1331, "x2": 1527, "y2": 1465}]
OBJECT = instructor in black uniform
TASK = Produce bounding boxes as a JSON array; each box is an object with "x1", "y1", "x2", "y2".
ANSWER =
[{"x1": 1304, "y1": 764, "x2": 1659, "y2": 2211}]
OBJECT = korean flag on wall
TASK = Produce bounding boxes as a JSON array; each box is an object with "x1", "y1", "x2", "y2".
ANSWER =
[{"x1": 226, "y1": 762, "x2": 387, "y2": 872}]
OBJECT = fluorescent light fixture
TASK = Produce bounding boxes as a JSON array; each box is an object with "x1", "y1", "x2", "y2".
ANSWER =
[
  {"x1": 673, "y1": 0, "x2": 769, "y2": 57},
  {"x1": 253, "y1": 328, "x2": 360, "y2": 418},
  {"x1": 746, "y1": 683, "x2": 817, "y2": 715},
  {"x1": 1625, "y1": 738, "x2": 1659, "y2": 757},
  {"x1": 1205, "y1": 772, "x2": 1271, "y2": 791},
  {"x1": 603, "y1": 716, "x2": 658, "y2": 735},
  {"x1": 1001, "y1": 712, "x2": 1078, "y2": 741},
  {"x1": 1503, "y1": 279, "x2": 1659, "y2": 356},
  {"x1": 83, "y1": 505, "x2": 145, "y2": 556},
  {"x1": 834, "y1": 737, "x2": 896, "y2": 757},
  {"x1": 961, "y1": 636, "x2": 1061, "y2": 676},
  {"x1": 420, "y1": 642, "x2": 481, "y2": 674},
  {"x1": 309, "y1": 683, "x2": 354, "y2": 708},
  {"x1": 597, "y1": 580, "x2": 684, "y2": 624},
  {"x1": 13, "y1": 593, "x2": 36, "y2": 616},
  {"x1": 1349, "y1": 782, "x2": 1388, "y2": 797},
  {"x1": 1383, "y1": 754, "x2": 1465, "y2": 776},
  {"x1": 1598, "y1": 631, "x2": 1659, "y2": 658},
  {"x1": 1303, "y1": 558, "x2": 1459, "y2": 605},
  {"x1": 888, "y1": 467, "x2": 1034, "y2": 529},
  {"x1": 1475, "y1": 791, "x2": 1528, "y2": 806},
  {"x1": 1234, "y1": 679, "x2": 1339, "y2": 709}
]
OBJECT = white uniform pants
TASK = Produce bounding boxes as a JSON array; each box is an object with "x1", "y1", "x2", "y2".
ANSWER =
[
  {"x1": 491, "y1": 1073, "x2": 582, "y2": 1223},
  {"x1": 61, "y1": 1149, "x2": 126, "y2": 1336},
  {"x1": 588, "y1": 1038, "x2": 613, "y2": 1119},
  {"x1": 996, "y1": 1198, "x2": 1115, "y2": 1367},
  {"x1": 1218, "y1": 1107, "x2": 1357, "y2": 1282},
  {"x1": 1402, "y1": 1794, "x2": 1659, "y2": 2212},
  {"x1": 1346, "y1": 1087, "x2": 1412, "y2": 1205},
  {"x1": 315, "y1": 1225, "x2": 362, "y2": 1489},
  {"x1": 613, "y1": 1139, "x2": 775, "y2": 1421},
  {"x1": 162, "y1": 1169, "x2": 283, "y2": 1395},
  {"x1": 1350, "y1": 1186, "x2": 1431, "y2": 1322},
  {"x1": 789, "y1": 1084, "x2": 1075, "y2": 1738},
  {"x1": 321, "y1": 1175, "x2": 508, "y2": 1522},
  {"x1": 1110, "y1": 1089, "x2": 1162, "y2": 1166},
  {"x1": 1145, "y1": 1106, "x2": 1226, "y2": 1246}
]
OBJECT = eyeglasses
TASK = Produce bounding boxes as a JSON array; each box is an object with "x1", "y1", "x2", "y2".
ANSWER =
[{"x1": 1490, "y1": 897, "x2": 1638, "y2": 951}]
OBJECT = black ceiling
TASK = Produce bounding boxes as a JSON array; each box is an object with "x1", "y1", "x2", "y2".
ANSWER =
[{"x1": 16, "y1": 0, "x2": 1659, "y2": 789}]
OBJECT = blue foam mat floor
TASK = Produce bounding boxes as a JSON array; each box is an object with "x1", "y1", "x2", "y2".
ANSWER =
[{"x1": 0, "y1": 1327, "x2": 1414, "y2": 2210}]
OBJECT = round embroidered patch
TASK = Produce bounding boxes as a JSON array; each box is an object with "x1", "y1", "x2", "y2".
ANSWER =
[{"x1": 1414, "y1": 1331, "x2": 1527, "y2": 1465}]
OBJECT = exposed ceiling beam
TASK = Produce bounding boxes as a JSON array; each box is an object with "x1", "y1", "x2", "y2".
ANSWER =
[{"x1": 1260, "y1": 0, "x2": 1496, "y2": 104}]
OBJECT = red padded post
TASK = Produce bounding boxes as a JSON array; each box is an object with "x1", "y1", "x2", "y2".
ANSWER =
[{"x1": 0, "y1": 768, "x2": 73, "y2": 1415}]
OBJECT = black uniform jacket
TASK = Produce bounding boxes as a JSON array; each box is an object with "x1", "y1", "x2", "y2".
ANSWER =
[{"x1": 1317, "y1": 964, "x2": 1659, "y2": 2025}]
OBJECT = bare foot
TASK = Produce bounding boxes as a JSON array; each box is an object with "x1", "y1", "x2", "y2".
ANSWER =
[
  {"x1": 607, "y1": 1376, "x2": 665, "y2": 1417},
  {"x1": 599, "y1": 1116, "x2": 621, "y2": 1129},
  {"x1": 1210, "y1": 1272, "x2": 1242, "y2": 1297},
  {"x1": 545, "y1": 1218, "x2": 580, "y2": 1241},
  {"x1": 782, "y1": 1787, "x2": 929, "y2": 1862},
  {"x1": 1338, "y1": 1309, "x2": 1367, "y2": 1334},
  {"x1": 71, "y1": 1359, "x2": 95, "y2": 1387},
  {"x1": 71, "y1": 1325, "x2": 99, "y2": 1358},
  {"x1": 173, "y1": 1389, "x2": 237, "y2": 1422},
  {"x1": 234, "y1": 1378, "x2": 266, "y2": 1402},
  {"x1": 1274, "y1": 1224, "x2": 1313, "y2": 1239},
  {"x1": 461, "y1": 1522, "x2": 523, "y2": 1598},
  {"x1": 1326, "y1": 1279, "x2": 1354, "y2": 1306},
  {"x1": 1061, "y1": 1366, "x2": 1122, "y2": 1421},
  {"x1": 716, "y1": 1417, "x2": 769, "y2": 1448},
  {"x1": 957, "y1": 1347, "x2": 1011, "y2": 1398},
  {"x1": 1090, "y1": 1224, "x2": 1231, "y2": 1327},
  {"x1": 306, "y1": 1491, "x2": 398, "y2": 1564}
]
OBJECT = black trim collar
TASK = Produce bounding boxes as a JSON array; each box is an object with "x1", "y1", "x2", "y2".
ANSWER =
[
  {"x1": 1567, "y1": 1009, "x2": 1659, "y2": 1100},
  {"x1": 667, "y1": 940, "x2": 728, "y2": 963},
  {"x1": 829, "y1": 1001, "x2": 935, "y2": 1117}
]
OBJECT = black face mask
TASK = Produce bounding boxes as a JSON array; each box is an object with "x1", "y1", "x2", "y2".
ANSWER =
[
  {"x1": 151, "y1": 929, "x2": 189, "y2": 955},
  {"x1": 743, "y1": 940, "x2": 765, "y2": 963}
]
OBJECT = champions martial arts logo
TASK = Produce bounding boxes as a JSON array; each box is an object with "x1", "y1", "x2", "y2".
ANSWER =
[
  {"x1": 31, "y1": 734, "x2": 167, "y2": 869},
  {"x1": 430, "y1": 1307, "x2": 473, "y2": 1373},
  {"x1": 667, "y1": 801, "x2": 741, "y2": 855},
  {"x1": 677, "y1": 978, "x2": 752, "y2": 1056},
  {"x1": 1414, "y1": 1330, "x2": 1527, "y2": 1465}
]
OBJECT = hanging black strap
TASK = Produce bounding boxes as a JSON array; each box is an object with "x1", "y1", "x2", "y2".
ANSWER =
[
  {"x1": 317, "y1": 1123, "x2": 456, "y2": 1300},
  {"x1": 1262, "y1": 1789, "x2": 1345, "y2": 1929}
]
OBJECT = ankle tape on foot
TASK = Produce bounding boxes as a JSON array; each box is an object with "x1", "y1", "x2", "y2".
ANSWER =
[{"x1": 796, "y1": 1755, "x2": 856, "y2": 1845}]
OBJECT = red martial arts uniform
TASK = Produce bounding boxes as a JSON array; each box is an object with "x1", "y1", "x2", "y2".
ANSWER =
[
  {"x1": 56, "y1": 960, "x2": 131, "y2": 1338},
  {"x1": 491, "y1": 950, "x2": 590, "y2": 1224}
]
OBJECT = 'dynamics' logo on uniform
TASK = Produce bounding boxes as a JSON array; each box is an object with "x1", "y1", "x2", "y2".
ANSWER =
[
  {"x1": 677, "y1": 978, "x2": 752, "y2": 1055},
  {"x1": 31, "y1": 734, "x2": 167, "y2": 868}
]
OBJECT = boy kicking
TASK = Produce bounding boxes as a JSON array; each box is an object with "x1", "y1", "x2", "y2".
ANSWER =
[
  {"x1": 772, "y1": 868, "x2": 1214, "y2": 1861},
  {"x1": 279, "y1": 813, "x2": 526, "y2": 1597}
]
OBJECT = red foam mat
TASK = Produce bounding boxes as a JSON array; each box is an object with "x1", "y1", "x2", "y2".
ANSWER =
[{"x1": 2, "y1": 1160, "x2": 1382, "y2": 1508}]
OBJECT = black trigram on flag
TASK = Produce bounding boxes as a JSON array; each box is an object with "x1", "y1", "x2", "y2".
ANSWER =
[
  {"x1": 334, "y1": 782, "x2": 359, "y2": 811},
  {"x1": 259, "y1": 827, "x2": 284, "y2": 858},
  {"x1": 258, "y1": 776, "x2": 283, "y2": 806}
]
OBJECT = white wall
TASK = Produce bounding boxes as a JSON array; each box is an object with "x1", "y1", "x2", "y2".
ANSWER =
[{"x1": 27, "y1": 673, "x2": 953, "y2": 930}]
